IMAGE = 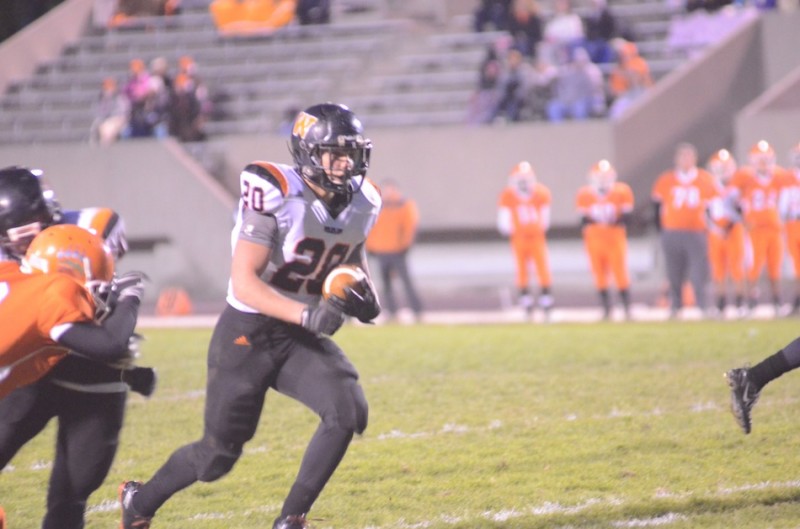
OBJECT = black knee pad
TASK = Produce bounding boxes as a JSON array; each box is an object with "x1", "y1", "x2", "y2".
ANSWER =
[
  {"x1": 193, "y1": 436, "x2": 242, "y2": 482},
  {"x1": 327, "y1": 381, "x2": 368, "y2": 435}
]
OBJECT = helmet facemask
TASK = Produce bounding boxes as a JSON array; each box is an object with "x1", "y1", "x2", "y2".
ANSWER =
[{"x1": 303, "y1": 139, "x2": 372, "y2": 196}]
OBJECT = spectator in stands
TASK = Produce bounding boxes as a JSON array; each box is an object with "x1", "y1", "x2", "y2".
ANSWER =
[
  {"x1": 90, "y1": 77, "x2": 131, "y2": 146},
  {"x1": 607, "y1": 39, "x2": 653, "y2": 119},
  {"x1": 474, "y1": 0, "x2": 512, "y2": 32},
  {"x1": 508, "y1": 0, "x2": 543, "y2": 58},
  {"x1": 467, "y1": 43, "x2": 503, "y2": 124},
  {"x1": 169, "y1": 73, "x2": 208, "y2": 142},
  {"x1": 177, "y1": 55, "x2": 212, "y2": 118},
  {"x1": 209, "y1": 0, "x2": 297, "y2": 35},
  {"x1": 525, "y1": 54, "x2": 558, "y2": 120},
  {"x1": 541, "y1": 0, "x2": 585, "y2": 63},
  {"x1": 546, "y1": 47, "x2": 605, "y2": 122},
  {"x1": 582, "y1": 0, "x2": 617, "y2": 63},
  {"x1": 110, "y1": 0, "x2": 178, "y2": 26},
  {"x1": 365, "y1": 180, "x2": 424, "y2": 323},
  {"x1": 489, "y1": 47, "x2": 533, "y2": 123},
  {"x1": 123, "y1": 58, "x2": 157, "y2": 138},
  {"x1": 295, "y1": 0, "x2": 330, "y2": 24},
  {"x1": 148, "y1": 56, "x2": 174, "y2": 138}
]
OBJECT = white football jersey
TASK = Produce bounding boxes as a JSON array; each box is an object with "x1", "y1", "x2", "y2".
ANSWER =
[{"x1": 227, "y1": 161, "x2": 381, "y2": 312}]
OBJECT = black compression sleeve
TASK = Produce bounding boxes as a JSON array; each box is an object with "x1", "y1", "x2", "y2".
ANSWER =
[
  {"x1": 653, "y1": 202, "x2": 662, "y2": 231},
  {"x1": 57, "y1": 298, "x2": 140, "y2": 362}
]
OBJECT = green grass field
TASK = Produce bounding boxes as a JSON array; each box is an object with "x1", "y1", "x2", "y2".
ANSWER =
[{"x1": 3, "y1": 320, "x2": 800, "y2": 528}]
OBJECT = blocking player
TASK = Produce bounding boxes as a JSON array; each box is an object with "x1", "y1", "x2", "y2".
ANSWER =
[
  {"x1": 0, "y1": 167, "x2": 152, "y2": 529},
  {"x1": 730, "y1": 140, "x2": 792, "y2": 315},
  {"x1": 706, "y1": 149, "x2": 747, "y2": 317},
  {"x1": 120, "y1": 103, "x2": 381, "y2": 529},
  {"x1": 497, "y1": 161, "x2": 554, "y2": 319},
  {"x1": 0, "y1": 224, "x2": 143, "y2": 394},
  {"x1": 575, "y1": 160, "x2": 634, "y2": 320}
]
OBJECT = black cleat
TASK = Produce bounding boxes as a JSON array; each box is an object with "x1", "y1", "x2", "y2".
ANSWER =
[
  {"x1": 725, "y1": 368, "x2": 761, "y2": 434},
  {"x1": 273, "y1": 514, "x2": 310, "y2": 529},
  {"x1": 119, "y1": 481, "x2": 153, "y2": 529}
]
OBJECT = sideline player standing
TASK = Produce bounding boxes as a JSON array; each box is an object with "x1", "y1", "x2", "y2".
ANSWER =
[
  {"x1": 120, "y1": 103, "x2": 381, "y2": 529},
  {"x1": 651, "y1": 142, "x2": 718, "y2": 318},
  {"x1": 706, "y1": 149, "x2": 747, "y2": 317},
  {"x1": 497, "y1": 161, "x2": 554, "y2": 320},
  {"x1": 575, "y1": 160, "x2": 634, "y2": 320}
]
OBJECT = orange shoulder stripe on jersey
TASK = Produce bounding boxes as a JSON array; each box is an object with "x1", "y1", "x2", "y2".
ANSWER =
[
  {"x1": 87, "y1": 209, "x2": 120, "y2": 240},
  {"x1": 246, "y1": 161, "x2": 289, "y2": 197},
  {"x1": 365, "y1": 177, "x2": 381, "y2": 197}
]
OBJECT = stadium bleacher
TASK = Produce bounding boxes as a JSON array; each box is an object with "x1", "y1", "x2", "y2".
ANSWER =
[{"x1": 0, "y1": 0, "x2": 704, "y2": 144}]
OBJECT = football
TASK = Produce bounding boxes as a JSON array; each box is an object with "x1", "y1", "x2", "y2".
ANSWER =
[{"x1": 322, "y1": 264, "x2": 368, "y2": 301}]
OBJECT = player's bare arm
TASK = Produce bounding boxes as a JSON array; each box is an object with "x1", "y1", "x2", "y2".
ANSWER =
[{"x1": 230, "y1": 238, "x2": 307, "y2": 325}]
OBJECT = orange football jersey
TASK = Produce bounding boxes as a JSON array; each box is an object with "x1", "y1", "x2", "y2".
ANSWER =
[
  {"x1": 576, "y1": 182, "x2": 634, "y2": 234},
  {"x1": 498, "y1": 183, "x2": 552, "y2": 238},
  {"x1": 0, "y1": 262, "x2": 95, "y2": 398},
  {"x1": 731, "y1": 166, "x2": 793, "y2": 230},
  {"x1": 651, "y1": 169, "x2": 719, "y2": 231}
]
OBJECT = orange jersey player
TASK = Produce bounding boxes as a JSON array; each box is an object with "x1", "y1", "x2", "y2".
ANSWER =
[
  {"x1": 780, "y1": 142, "x2": 800, "y2": 314},
  {"x1": 497, "y1": 161, "x2": 553, "y2": 319},
  {"x1": 730, "y1": 140, "x2": 793, "y2": 314},
  {"x1": 651, "y1": 142, "x2": 719, "y2": 317},
  {"x1": 0, "y1": 225, "x2": 138, "y2": 399},
  {"x1": 706, "y1": 148, "x2": 748, "y2": 316},
  {"x1": 576, "y1": 160, "x2": 634, "y2": 320}
]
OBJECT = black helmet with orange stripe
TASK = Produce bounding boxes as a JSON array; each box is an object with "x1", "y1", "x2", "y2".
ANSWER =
[
  {"x1": 289, "y1": 103, "x2": 372, "y2": 195},
  {"x1": 0, "y1": 166, "x2": 56, "y2": 259}
]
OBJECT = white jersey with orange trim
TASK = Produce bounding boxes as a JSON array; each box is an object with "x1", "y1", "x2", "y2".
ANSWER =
[
  {"x1": 227, "y1": 161, "x2": 382, "y2": 311},
  {"x1": 0, "y1": 207, "x2": 127, "y2": 262},
  {"x1": 61, "y1": 207, "x2": 128, "y2": 260}
]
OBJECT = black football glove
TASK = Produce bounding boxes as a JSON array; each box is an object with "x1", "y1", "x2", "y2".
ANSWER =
[
  {"x1": 301, "y1": 297, "x2": 346, "y2": 336},
  {"x1": 122, "y1": 366, "x2": 158, "y2": 397},
  {"x1": 340, "y1": 276, "x2": 381, "y2": 323}
]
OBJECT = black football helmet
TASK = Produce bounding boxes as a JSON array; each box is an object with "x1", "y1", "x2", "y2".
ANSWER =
[
  {"x1": 0, "y1": 166, "x2": 56, "y2": 259},
  {"x1": 289, "y1": 103, "x2": 371, "y2": 195}
]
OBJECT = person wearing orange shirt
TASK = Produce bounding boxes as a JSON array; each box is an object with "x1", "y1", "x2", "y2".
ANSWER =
[
  {"x1": 365, "y1": 179, "x2": 423, "y2": 322},
  {"x1": 731, "y1": 140, "x2": 792, "y2": 314},
  {"x1": 576, "y1": 160, "x2": 634, "y2": 320},
  {"x1": 706, "y1": 149, "x2": 748, "y2": 317},
  {"x1": 651, "y1": 142, "x2": 719, "y2": 318},
  {"x1": 780, "y1": 142, "x2": 800, "y2": 314},
  {"x1": 498, "y1": 161, "x2": 553, "y2": 319}
]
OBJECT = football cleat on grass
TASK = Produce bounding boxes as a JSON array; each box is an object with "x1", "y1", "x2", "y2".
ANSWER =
[
  {"x1": 725, "y1": 367, "x2": 760, "y2": 434},
  {"x1": 119, "y1": 481, "x2": 152, "y2": 529}
]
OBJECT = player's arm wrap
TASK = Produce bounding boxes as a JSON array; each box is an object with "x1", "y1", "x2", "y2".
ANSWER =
[
  {"x1": 57, "y1": 298, "x2": 140, "y2": 362},
  {"x1": 652, "y1": 201, "x2": 662, "y2": 231}
]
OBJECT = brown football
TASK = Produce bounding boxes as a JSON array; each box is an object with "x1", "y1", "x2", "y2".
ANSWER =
[{"x1": 322, "y1": 264, "x2": 368, "y2": 301}]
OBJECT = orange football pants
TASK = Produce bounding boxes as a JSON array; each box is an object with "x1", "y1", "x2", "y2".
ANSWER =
[
  {"x1": 708, "y1": 223, "x2": 746, "y2": 283},
  {"x1": 747, "y1": 225, "x2": 783, "y2": 282},
  {"x1": 785, "y1": 220, "x2": 800, "y2": 277},
  {"x1": 510, "y1": 232, "x2": 551, "y2": 289},
  {"x1": 582, "y1": 227, "x2": 629, "y2": 290}
]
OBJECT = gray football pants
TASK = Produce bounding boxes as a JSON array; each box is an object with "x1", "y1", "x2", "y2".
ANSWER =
[{"x1": 661, "y1": 229, "x2": 709, "y2": 311}]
